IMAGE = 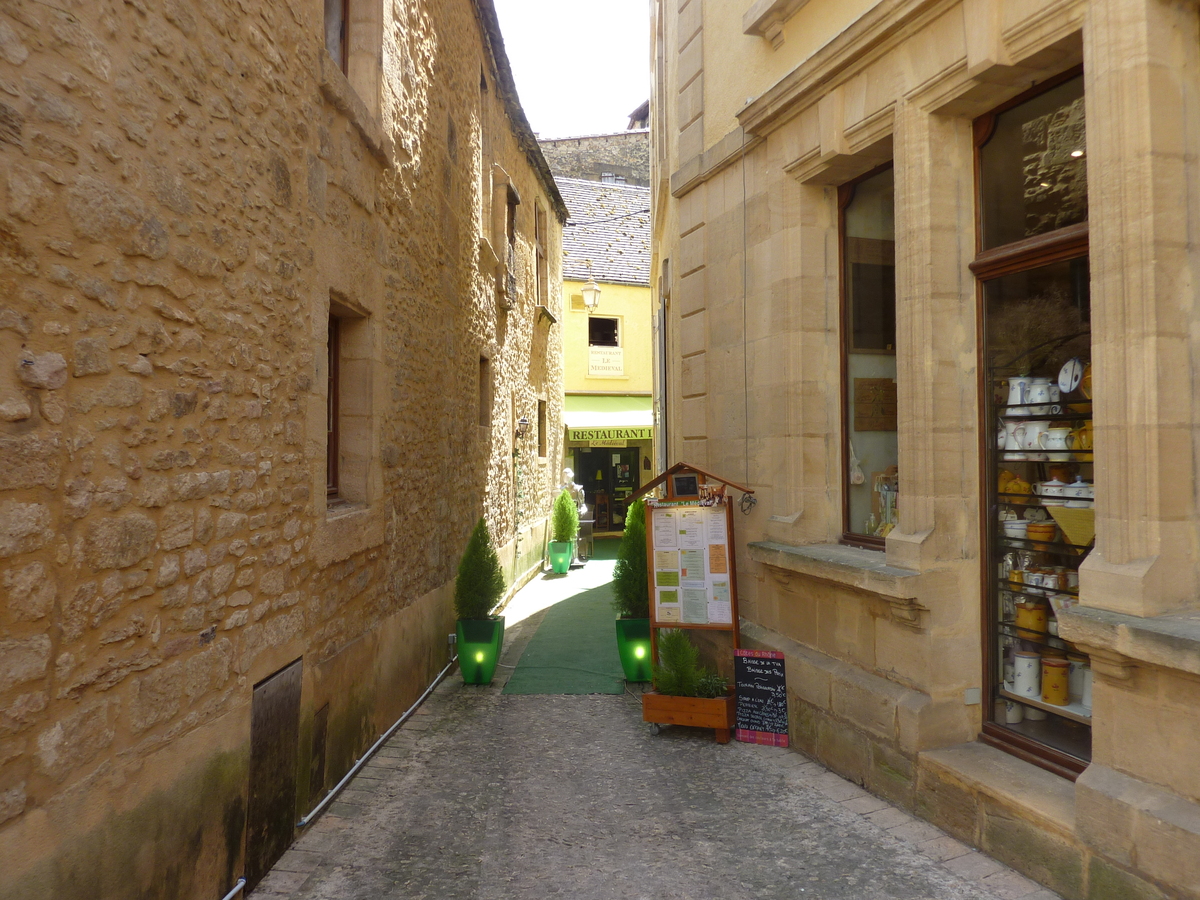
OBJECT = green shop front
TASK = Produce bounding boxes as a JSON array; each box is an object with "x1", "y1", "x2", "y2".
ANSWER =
[{"x1": 564, "y1": 394, "x2": 654, "y2": 533}]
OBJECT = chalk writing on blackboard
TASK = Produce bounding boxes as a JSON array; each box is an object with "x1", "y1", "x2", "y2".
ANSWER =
[{"x1": 734, "y1": 649, "x2": 788, "y2": 747}]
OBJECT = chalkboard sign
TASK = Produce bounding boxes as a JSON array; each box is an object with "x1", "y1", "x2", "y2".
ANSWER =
[{"x1": 734, "y1": 649, "x2": 788, "y2": 746}]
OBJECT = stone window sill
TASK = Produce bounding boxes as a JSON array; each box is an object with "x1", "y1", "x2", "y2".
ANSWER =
[
  {"x1": 1058, "y1": 606, "x2": 1200, "y2": 678},
  {"x1": 747, "y1": 541, "x2": 920, "y2": 600},
  {"x1": 318, "y1": 51, "x2": 391, "y2": 167},
  {"x1": 314, "y1": 502, "x2": 383, "y2": 567}
]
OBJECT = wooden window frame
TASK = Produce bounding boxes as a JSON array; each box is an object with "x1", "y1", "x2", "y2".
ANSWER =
[
  {"x1": 973, "y1": 65, "x2": 1090, "y2": 781},
  {"x1": 535, "y1": 205, "x2": 548, "y2": 308},
  {"x1": 838, "y1": 161, "x2": 896, "y2": 550},
  {"x1": 537, "y1": 400, "x2": 547, "y2": 458},
  {"x1": 479, "y1": 356, "x2": 492, "y2": 428},
  {"x1": 325, "y1": 0, "x2": 350, "y2": 75},
  {"x1": 327, "y1": 314, "x2": 340, "y2": 497}
]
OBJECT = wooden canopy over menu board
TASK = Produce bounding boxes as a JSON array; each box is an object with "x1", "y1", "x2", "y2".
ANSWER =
[{"x1": 630, "y1": 464, "x2": 752, "y2": 654}]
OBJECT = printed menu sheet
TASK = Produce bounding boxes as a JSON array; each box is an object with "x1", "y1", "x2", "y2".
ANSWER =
[
  {"x1": 650, "y1": 499, "x2": 734, "y2": 627},
  {"x1": 653, "y1": 509, "x2": 679, "y2": 550}
]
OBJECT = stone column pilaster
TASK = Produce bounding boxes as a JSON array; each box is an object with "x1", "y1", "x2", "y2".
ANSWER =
[
  {"x1": 1080, "y1": 0, "x2": 1200, "y2": 617},
  {"x1": 888, "y1": 101, "x2": 978, "y2": 571}
]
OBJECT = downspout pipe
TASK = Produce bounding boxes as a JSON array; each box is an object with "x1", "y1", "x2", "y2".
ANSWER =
[
  {"x1": 295, "y1": 654, "x2": 458, "y2": 828},
  {"x1": 220, "y1": 878, "x2": 246, "y2": 900}
]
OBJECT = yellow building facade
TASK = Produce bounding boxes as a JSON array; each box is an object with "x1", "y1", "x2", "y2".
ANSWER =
[
  {"x1": 652, "y1": 0, "x2": 1200, "y2": 897},
  {"x1": 558, "y1": 178, "x2": 653, "y2": 533}
]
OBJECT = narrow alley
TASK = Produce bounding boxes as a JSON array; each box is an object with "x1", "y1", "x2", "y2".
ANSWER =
[{"x1": 249, "y1": 554, "x2": 1060, "y2": 900}]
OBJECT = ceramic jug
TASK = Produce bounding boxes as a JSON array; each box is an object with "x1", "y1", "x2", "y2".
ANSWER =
[
  {"x1": 1017, "y1": 420, "x2": 1051, "y2": 457},
  {"x1": 1071, "y1": 421, "x2": 1093, "y2": 450},
  {"x1": 1027, "y1": 377, "x2": 1053, "y2": 414},
  {"x1": 1038, "y1": 427, "x2": 1075, "y2": 460},
  {"x1": 1003, "y1": 420, "x2": 1026, "y2": 455},
  {"x1": 1007, "y1": 376, "x2": 1032, "y2": 413}
]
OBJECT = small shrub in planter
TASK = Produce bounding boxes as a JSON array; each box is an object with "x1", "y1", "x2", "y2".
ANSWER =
[
  {"x1": 612, "y1": 500, "x2": 651, "y2": 681},
  {"x1": 455, "y1": 518, "x2": 506, "y2": 684},
  {"x1": 547, "y1": 489, "x2": 579, "y2": 574},
  {"x1": 643, "y1": 629, "x2": 735, "y2": 743}
]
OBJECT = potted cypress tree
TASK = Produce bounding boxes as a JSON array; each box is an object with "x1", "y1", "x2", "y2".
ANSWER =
[
  {"x1": 547, "y1": 489, "x2": 579, "y2": 575},
  {"x1": 643, "y1": 629, "x2": 735, "y2": 743},
  {"x1": 612, "y1": 499, "x2": 651, "y2": 681},
  {"x1": 455, "y1": 517, "x2": 507, "y2": 685}
]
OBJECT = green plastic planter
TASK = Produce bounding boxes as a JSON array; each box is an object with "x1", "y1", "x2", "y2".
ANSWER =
[
  {"x1": 615, "y1": 617, "x2": 652, "y2": 682},
  {"x1": 457, "y1": 616, "x2": 505, "y2": 684},
  {"x1": 548, "y1": 541, "x2": 573, "y2": 574}
]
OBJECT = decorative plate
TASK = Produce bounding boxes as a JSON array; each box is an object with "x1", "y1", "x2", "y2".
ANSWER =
[{"x1": 1058, "y1": 357, "x2": 1084, "y2": 395}]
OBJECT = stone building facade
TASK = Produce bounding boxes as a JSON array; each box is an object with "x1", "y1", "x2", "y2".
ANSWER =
[
  {"x1": 652, "y1": 1, "x2": 1200, "y2": 898},
  {"x1": 539, "y1": 130, "x2": 651, "y2": 187},
  {"x1": 0, "y1": 0, "x2": 565, "y2": 898}
]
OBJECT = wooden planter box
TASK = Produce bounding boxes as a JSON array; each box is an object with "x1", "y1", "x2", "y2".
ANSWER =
[{"x1": 642, "y1": 690, "x2": 736, "y2": 744}]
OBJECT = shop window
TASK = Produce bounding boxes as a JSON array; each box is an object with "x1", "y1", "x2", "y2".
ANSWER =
[
  {"x1": 979, "y1": 76, "x2": 1087, "y2": 252},
  {"x1": 839, "y1": 165, "x2": 897, "y2": 546},
  {"x1": 324, "y1": 0, "x2": 349, "y2": 74},
  {"x1": 537, "y1": 399, "x2": 547, "y2": 458},
  {"x1": 327, "y1": 298, "x2": 372, "y2": 507},
  {"x1": 588, "y1": 317, "x2": 619, "y2": 347},
  {"x1": 974, "y1": 69, "x2": 1092, "y2": 777},
  {"x1": 479, "y1": 356, "x2": 492, "y2": 428}
]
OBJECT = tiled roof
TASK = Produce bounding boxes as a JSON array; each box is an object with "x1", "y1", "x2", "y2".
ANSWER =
[{"x1": 558, "y1": 177, "x2": 651, "y2": 287}]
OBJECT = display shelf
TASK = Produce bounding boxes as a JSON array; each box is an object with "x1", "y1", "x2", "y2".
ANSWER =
[
  {"x1": 987, "y1": 351, "x2": 1094, "y2": 768},
  {"x1": 997, "y1": 622, "x2": 1072, "y2": 651},
  {"x1": 999, "y1": 579, "x2": 1078, "y2": 596},
  {"x1": 999, "y1": 688, "x2": 1092, "y2": 725},
  {"x1": 999, "y1": 536, "x2": 1090, "y2": 556}
]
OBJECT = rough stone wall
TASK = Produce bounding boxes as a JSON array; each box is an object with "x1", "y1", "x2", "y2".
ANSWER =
[
  {"x1": 539, "y1": 131, "x2": 651, "y2": 186},
  {"x1": 0, "y1": 0, "x2": 563, "y2": 898}
]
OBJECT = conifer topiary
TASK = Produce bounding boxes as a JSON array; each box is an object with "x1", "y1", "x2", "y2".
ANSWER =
[
  {"x1": 612, "y1": 499, "x2": 649, "y2": 619},
  {"x1": 454, "y1": 517, "x2": 505, "y2": 620},
  {"x1": 653, "y1": 629, "x2": 728, "y2": 698},
  {"x1": 550, "y1": 489, "x2": 579, "y2": 543}
]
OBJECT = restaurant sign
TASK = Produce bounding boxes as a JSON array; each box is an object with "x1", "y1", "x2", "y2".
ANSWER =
[{"x1": 567, "y1": 426, "x2": 653, "y2": 443}]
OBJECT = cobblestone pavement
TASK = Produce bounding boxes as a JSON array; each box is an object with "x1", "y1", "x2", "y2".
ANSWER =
[{"x1": 250, "y1": 561, "x2": 1061, "y2": 900}]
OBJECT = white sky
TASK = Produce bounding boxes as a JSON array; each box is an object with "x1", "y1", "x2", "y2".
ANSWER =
[{"x1": 491, "y1": 0, "x2": 651, "y2": 139}]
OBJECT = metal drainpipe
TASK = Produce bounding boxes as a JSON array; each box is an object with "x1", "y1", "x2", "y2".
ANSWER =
[{"x1": 295, "y1": 653, "x2": 457, "y2": 828}]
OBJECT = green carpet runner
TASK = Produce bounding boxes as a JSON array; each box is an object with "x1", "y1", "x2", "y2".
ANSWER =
[{"x1": 503, "y1": 580, "x2": 626, "y2": 695}]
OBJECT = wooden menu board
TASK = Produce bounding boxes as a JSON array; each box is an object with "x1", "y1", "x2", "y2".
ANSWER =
[{"x1": 644, "y1": 497, "x2": 741, "y2": 644}]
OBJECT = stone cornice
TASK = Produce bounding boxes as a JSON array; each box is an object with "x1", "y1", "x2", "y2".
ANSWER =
[
  {"x1": 737, "y1": 0, "x2": 958, "y2": 137},
  {"x1": 743, "y1": 0, "x2": 812, "y2": 48}
]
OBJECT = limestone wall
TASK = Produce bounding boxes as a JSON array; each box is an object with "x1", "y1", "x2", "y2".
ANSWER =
[
  {"x1": 0, "y1": 0, "x2": 564, "y2": 897},
  {"x1": 539, "y1": 131, "x2": 651, "y2": 186},
  {"x1": 653, "y1": 0, "x2": 1200, "y2": 897}
]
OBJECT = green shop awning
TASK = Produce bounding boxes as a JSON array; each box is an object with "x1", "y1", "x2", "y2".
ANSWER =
[{"x1": 564, "y1": 395, "x2": 653, "y2": 442}]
